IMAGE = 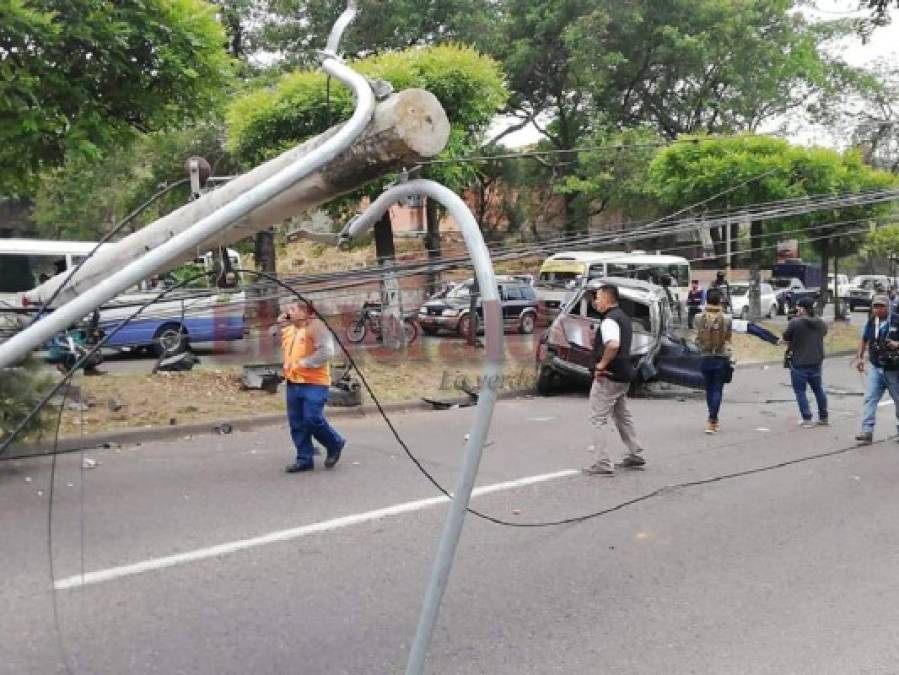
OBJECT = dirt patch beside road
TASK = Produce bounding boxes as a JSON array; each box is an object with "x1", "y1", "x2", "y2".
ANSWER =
[{"x1": 50, "y1": 319, "x2": 859, "y2": 439}]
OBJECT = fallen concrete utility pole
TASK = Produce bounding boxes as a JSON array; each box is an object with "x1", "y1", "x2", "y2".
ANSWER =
[
  {"x1": 0, "y1": 77, "x2": 448, "y2": 368},
  {"x1": 28, "y1": 89, "x2": 449, "y2": 309}
]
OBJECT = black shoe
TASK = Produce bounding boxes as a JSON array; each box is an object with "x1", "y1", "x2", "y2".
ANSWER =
[
  {"x1": 285, "y1": 462, "x2": 314, "y2": 473},
  {"x1": 617, "y1": 454, "x2": 646, "y2": 469},
  {"x1": 324, "y1": 441, "x2": 344, "y2": 469},
  {"x1": 855, "y1": 432, "x2": 873, "y2": 445}
]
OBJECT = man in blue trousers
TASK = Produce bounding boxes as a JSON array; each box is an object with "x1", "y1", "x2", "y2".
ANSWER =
[
  {"x1": 279, "y1": 301, "x2": 346, "y2": 473},
  {"x1": 855, "y1": 295, "x2": 899, "y2": 444}
]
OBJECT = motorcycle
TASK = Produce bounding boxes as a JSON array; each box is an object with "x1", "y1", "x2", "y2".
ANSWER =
[{"x1": 345, "y1": 301, "x2": 419, "y2": 344}]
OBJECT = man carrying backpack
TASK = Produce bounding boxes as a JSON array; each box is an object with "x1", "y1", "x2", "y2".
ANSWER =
[
  {"x1": 782, "y1": 297, "x2": 828, "y2": 428},
  {"x1": 695, "y1": 288, "x2": 732, "y2": 434}
]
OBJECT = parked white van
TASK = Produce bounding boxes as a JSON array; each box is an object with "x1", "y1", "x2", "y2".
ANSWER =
[{"x1": 536, "y1": 251, "x2": 691, "y2": 320}]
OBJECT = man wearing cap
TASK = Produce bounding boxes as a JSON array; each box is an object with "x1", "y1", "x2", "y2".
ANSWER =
[
  {"x1": 855, "y1": 294, "x2": 899, "y2": 444},
  {"x1": 783, "y1": 297, "x2": 828, "y2": 428}
]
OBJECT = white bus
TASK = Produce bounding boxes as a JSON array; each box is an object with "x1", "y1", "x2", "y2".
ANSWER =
[
  {"x1": 536, "y1": 251, "x2": 691, "y2": 319},
  {"x1": 0, "y1": 238, "x2": 245, "y2": 356}
]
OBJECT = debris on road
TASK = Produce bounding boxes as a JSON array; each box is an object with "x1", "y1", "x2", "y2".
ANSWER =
[{"x1": 82, "y1": 458, "x2": 98, "y2": 469}]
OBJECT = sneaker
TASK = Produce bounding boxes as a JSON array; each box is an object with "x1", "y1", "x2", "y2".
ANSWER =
[
  {"x1": 817, "y1": 418, "x2": 829, "y2": 427},
  {"x1": 712, "y1": 421, "x2": 720, "y2": 433},
  {"x1": 324, "y1": 440, "x2": 345, "y2": 469},
  {"x1": 284, "y1": 462, "x2": 314, "y2": 473},
  {"x1": 705, "y1": 420, "x2": 717, "y2": 434},
  {"x1": 854, "y1": 432, "x2": 873, "y2": 445},
  {"x1": 798, "y1": 419, "x2": 815, "y2": 429},
  {"x1": 583, "y1": 462, "x2": 615, "y2": 476},
  {"x1": 617, "y1": 454, "x2": 646, "y2": 469}
]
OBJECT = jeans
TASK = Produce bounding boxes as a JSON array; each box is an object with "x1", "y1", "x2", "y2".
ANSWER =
[
  {"x1": 687, "y1": 307, "x2": 700, "y2": 329},
  {"x1": 700, "y1": 356, "x2": 729, "y2": 422},
  {"x1": 285, "y1": 383, "x2": 344, "y2": 465},
  {"x1": 589, "y1": 377, "x2": 642, "y2": 469},
  {"x1": 861, "y1": 365, "x2": 899, "y2": 434},
  {"x1": 790, "y1": 364, "x2": 828, "y2": 421}
]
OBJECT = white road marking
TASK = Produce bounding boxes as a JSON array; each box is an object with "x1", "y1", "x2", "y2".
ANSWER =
[
  {"x1": 878, "y1": 400, "x2": 892, "y2": 407},
  {"x1": 527, "y1": 416, "x2": 556, "y2": 422},
  {"x1": 54, "y1": 469, "x2": 579, "y2": 591}
]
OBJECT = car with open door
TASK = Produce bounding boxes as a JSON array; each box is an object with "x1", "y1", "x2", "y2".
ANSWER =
[{"x1": 535, "y1": 277, "x2": 704, "y2": 394}]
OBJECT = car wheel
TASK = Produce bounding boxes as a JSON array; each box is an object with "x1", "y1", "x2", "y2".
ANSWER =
[
  {"x1": 402, "y1": 319, "x2": 418, "y2": 344},
  {"x1": 849, "y1": 302, "x2": 856, "y2": 312},
  {"x1": 458, "y1": 313, "x2": 478, "y2": 338},
  {"x1": 150, "y1": 323, "x2": 188, "y2": 358},
  {"x1": 519, "y1": 312, "x2": 535, "y2": 334},
  {"x1": 421, "y1": 326, "x2": 438, "y2": 336},
  {"x1": 536, "y1": 365, "x2": 556, "y2": 396},
  {"x1": 768, "y1": 304, "x2": 777, "y2": 318},
  {"x1": 345, "y1": 320, "x2": 366, "y2": 343}
]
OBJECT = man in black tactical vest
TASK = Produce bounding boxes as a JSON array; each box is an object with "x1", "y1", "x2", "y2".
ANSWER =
[{"x1": 583, "y1": 284, "x2": 646, "y2": 476}]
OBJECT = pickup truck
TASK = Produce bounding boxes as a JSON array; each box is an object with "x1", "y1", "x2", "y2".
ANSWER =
[
  {"x1": 770, "y1": 277, "x2": 820, "y2": 314},
  {"x1": 846, "y1": 275, "x2": 891, "y2": 311}
]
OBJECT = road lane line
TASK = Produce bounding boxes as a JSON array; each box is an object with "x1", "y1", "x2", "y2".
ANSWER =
[{"x1": 54, "y1": 469, "x2": 579, "y2": 590}]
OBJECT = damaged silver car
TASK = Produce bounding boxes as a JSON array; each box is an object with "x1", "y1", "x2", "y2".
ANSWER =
[{"x1": 535, "y1": 277, "x2": 704, "y2": 394}]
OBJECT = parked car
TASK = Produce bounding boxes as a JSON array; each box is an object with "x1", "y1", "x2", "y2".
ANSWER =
[
  {"x1": 827, "y1": 273, "x2": 850, "y2": 302},
  {"x1": 728, "y1": 282, "x2": 779, "y2": 319},
  {"x1": 847, "y1": 275, "x2": 891, "y2": 311},
  {"x1": 535, "y1": 277, "x2": 705, "y2": 394},
  {"x1": 417, "y1": 275, "x2": 539, "y2": 336},
  {"x1": 771, "y1": 277, "x2": 819, "y2": 314}
]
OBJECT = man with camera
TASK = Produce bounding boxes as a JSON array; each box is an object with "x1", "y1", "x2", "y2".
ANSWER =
[
  {"x1": 782, "y1": 297, "x2": 828, "y2": 428},
  {"x1": 855, "y1": 294, "x2": 899, "y2": 444}
]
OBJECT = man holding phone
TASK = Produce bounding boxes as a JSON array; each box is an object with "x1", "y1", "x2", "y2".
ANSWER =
[{"x1": 278, "y1": 301, "x2": 345, "y2": 473}]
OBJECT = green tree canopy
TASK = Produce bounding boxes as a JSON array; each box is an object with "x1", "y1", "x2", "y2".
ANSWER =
[
  {"x1": 866, "y1": 223, "x2": 899, "y2": 258},
  {"x1": 0, "y1": 0, "x2": 233, "y2": 193},
  {"x1": 649, "y1": 135, "x2": 898, "y2": 275}
]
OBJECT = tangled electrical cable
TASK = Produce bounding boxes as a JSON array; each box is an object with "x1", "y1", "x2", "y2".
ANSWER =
[{"x1": 3, "y1": 267, "x2": 883, "y2": 532}]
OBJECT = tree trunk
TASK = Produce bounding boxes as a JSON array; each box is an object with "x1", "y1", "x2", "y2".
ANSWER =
[
  {"x1": 424, "y1": 197, "x2": 442, "y2": 297},
  {"x1": 750, "y1": 221, "x2": 763, "y2": 265},
  {"x1": 253, "y1": 231, "x2": 277, "y2": 338},
  {"x1": 818, "y1": 238, "x2": 830, "y2": 314},
  {"x1": 33, "y1": 88, "x2": 451, "y2": 306}
]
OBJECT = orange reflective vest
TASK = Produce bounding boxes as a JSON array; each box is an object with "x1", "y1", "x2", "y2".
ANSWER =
[{"x1": 282, "y1": 324, "x2": 330, "y2": 386}]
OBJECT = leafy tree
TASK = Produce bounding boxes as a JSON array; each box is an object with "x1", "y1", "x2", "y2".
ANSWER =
[
  {"x1": 470, "y1": 0, "x2": 871, "y2": 235},
  {"x1": 866, "y1": 223, "x2": 899, "y2": 258},
  {"x1": 649, "y1": 136, "x2": 898, "y2": 298},
  {"x1": 566, "y1": 1, "x2": 863, "y2": 139},
  {"x1": 0, "y1": 0, "x2": 233, "y2": 193},
  {"x1": 31, "y1": 117, "x2": 235, "y2": 240},
  {"x1": 257, "y1": 0, "x2": 499, "y2": 67},
  {"x1": 561, "y1": 126, "x2": 664, "y2": 222}
]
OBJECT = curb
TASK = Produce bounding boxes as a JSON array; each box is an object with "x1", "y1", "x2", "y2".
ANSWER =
[
  {"x1": 734, "y1": 349, "x2": 856, "y2": 370},
  {"x1": 8, "y1": 388, "x2": 538, "y2": 458}
]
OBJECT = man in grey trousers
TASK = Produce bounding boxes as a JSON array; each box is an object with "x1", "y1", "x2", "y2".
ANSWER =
[{"x1": 583, "y1": 284, "x2": 646, "y2": 476}]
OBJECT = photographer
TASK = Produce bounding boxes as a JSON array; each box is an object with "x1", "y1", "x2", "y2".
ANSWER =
[
  {"x1": 855, "y1": 295, "x2": 899, "y2": 444},
  {"x1": 782, "y1": 297, "x2": 827, "y2": 428}
]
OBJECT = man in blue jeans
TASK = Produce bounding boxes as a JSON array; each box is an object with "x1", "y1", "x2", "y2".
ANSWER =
[
  {"x1": 279, "y1": 302, "x2": 345, "y2": 473},
  {"x1": 855, "y1": 294, "x2": 899, "y2": 444},
  {"x1": 782, "y1": 297, "x2": 828, "y2": 428}
]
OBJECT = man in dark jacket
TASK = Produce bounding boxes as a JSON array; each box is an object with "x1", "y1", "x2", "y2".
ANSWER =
[
  {"x1": 583, "y1": 284, "x2": 646, "y2": 476},
  {"x1": 686, "y1": 279, "x2": 704, "y2": 329},
  {"x1": 783, "y1": 297, "x2": 828, "y2": 428}
]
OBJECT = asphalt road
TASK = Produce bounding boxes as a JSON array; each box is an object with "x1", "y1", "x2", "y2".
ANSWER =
[{"x1": 3, "y1": 355, "x2": 899, "y2": 674}]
